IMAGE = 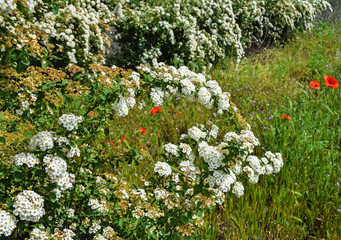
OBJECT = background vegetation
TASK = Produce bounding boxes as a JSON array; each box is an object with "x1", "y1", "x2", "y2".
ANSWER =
[{"x1": 0, "y1": 0, "x2": 340, "y2": 239}]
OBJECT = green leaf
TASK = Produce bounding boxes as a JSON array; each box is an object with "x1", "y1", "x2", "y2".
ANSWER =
[
  {"x1": 49, "y1": 192, "x2": 57, "y2": 203},
  {"x1": 180, "y1": 215, "x2": 188, "y2": 224},
  {"x1": 42, "y1": 82, "x2": 55, "y2": 89},
  {"x1": 52, "y1": 4, "x2": 59, "y2": 15},
  {"x1": 291, "y1": 216, "x2": 303, "y2": 223},
  {"x1": 61, "y1": 79, "x2": 68, "y2": 85},
  {"x1": 14, "y1": 173, "x2": 25, "y2": 182},
  {"x1": 70, "y1": 140, "x2": 77, "y2": 147},
  {"x1": 21, "y1": 57, "x2": 30, "y2": 66}
]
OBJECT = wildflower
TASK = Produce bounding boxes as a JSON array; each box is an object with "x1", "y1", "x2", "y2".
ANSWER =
[
  {"x1": 309, "y1": 80, "x2": 321, "y2": 89},
  {"x1": 282, "y1": 114, "x2": 292, "y2": 120},
  {"x1": 324, "y1": 76, "x2": 339, "y2": 89},
  {"x1": 151, "y1": 106, "x2": 162, "y2": 115},
  {"x1": 123, "y1": 135, "x2": 127, "y2": 141},
  {"x1": 140, "y1": 127, "x2": 148, "y2": 134},
  {"x1": 109, "y1": 141, "x2": 115, "y2": 146},
  {"x1": 178, "y1": 112, "x2": 182, "y2": 116}
]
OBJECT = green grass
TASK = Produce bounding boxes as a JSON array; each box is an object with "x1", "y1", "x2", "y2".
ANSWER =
[{"x1": 202, "y1": 22, "x2": 341, "y2": 239}]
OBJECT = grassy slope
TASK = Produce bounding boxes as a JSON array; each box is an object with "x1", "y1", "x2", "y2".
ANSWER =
[{"x1": 202, "y1": 22, "x2": 341, "y2": 239}]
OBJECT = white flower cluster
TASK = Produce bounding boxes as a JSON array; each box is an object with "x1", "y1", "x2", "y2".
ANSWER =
[
  {"x1": 224, "y1": 130, "x2": 260, "y2": 154},
  {"x1": 0, "y1": 210, "x2": 16, "y2": 237},
  {"x1": 109, "y1": 64, "x2": 232, "y2": 118},
  {"x1": 207, "y1": 170, "x2": 237, "y2": 193},
  {"x1": 13, "y1": 190, "x2": 45, "y2": 222},
  {"x1": 161, "y1": 123, "x2": 284, "y2": 199},
  {"x1": 28, "y1": 131, "x2": 54, "y2": 151},
  {"x1": 43, "y1": 155, "x2": 75, "y2": 191},
  {"x1": 52, "y1": 228, "x2": 76, "y2": 239},
  {"x1": 0, "y1": 0, "x2": 16, "y2": 15},
  {"x1": 66, "y1": 146, "x2": 81, "y2": 158},
  {"x1": 113, "y1": 88, "x2": 136, "y2": 117},
  {"x1": 29, "y1": 227, "x2": 50, "y2": 240},
  {"x1": 242, "y1": 151, "x2": 284, "y2": 185},
  {"x1": 188, "y1": 126, "x2": 207, "y2": 142},
  {"x1": 33, "y1": 0, "x2": 113, "y2": 64},
  {"x1": 209, "y1": 125, "x2": 219, "y2": 138},
  {"x1": 153, "y1": 188, "x2": 170, "y2": 201},
  {"x1": 89, "y1": 222, "x2": 101, "y2": 234},
  {"x1": 179, "y1": 160, "x2": 199, "y2": 180},
  {"x1": 154, "y1": 161, "x2": 172, "y2": 177},
  {"x1": 198, "y1": 141, "x2": 225, "y2": 171},
  {"x1": 163, "y1": 143, "x2": 179, "y2": 157},
  {"x1": 131, "y1": 188, "x2": 148, "y2": 201},
  {"x1": 88, "y1": 198, "x2": 108, "y2": 213},
  {"x1": 15, "y1": 100, "x2": 31, "y2": 116},
  {"x1": 150, "y1": 87, "x2": 165, "y2": 106},
  {"x1": 12, "y1": 152, "x2": 39, "y2": 168},
  {"x1": 103, "y1": 226, "x2": 116, "y2": 239},
  {"x1": 58, "y1": 114, "x2": 82, "y2": 131}
]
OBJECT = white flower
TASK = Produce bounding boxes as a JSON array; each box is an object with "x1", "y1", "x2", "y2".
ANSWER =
[
  {"x1": 89, "y1": 222, "x2": 101, "y2": 234},
  {"x1": 0, "y1": 210, "x2": 16, "y2": 237},
  {"x1": 232, "y1": 182, "x2": 244, "y2": 198},
  {"x1": 28, "y1": 131, "x2": 54, "y2": 151},
  {"x1": 12, "y1": 153, "x2": 39, "y2": 168},
  {"x1": 154, "y1": 161, "x2": 172, "y2": 177},
  {"x1": 188, "y1": 126, "x2": 207, "y2": 142},
  {"x1": 163, "y1": 143, "x2": 179, "y2": 157},
  {"x1": 113, "y1": 96, "x2": 129, "y2": 117},
  {"x1": 29, "y1": 227, "x2": 50, "y2": 240},
  {"x1": 13, "y1": 190, "x2": 45, "y2": 222},
  {"x1": 103, "y1": 226, "x2": 115, "y2": 239},
  {"x1": 58, "y1": 114, "x2": 82, "y2": 131}
]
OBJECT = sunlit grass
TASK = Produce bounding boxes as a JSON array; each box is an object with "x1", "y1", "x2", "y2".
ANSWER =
[{"x1": 202, "y1": 22, "x2": 341, "y2": 239}]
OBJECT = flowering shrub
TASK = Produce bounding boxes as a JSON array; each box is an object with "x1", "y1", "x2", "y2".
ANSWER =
[
  {"x1": 0, "y1": 60, "x2": 285, "y2": 238},
  {"x1": 0, "y1": 0, "x2": 114, "y2": 72},
  {"x1": 108, "y1": 0, "x2": 330, "y2": 69}
]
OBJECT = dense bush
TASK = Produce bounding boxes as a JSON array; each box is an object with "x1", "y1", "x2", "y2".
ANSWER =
[
  {"x1": 0, "y1": 0, "x2": 115, "y2": 72},
  {"x1": 108, "y1": 0, "x2": 330, "y2": 69},
  {"x1": 0, "y1": 61, "x2": 285, "y2": 238}
]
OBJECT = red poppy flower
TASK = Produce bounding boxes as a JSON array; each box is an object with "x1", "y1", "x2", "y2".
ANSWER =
[
  {"x1": 282, "y1": 114, "x2": 292, "y2": 120},
  {"x1": 123, "y1": 135, "x2": 127, "y2": 141},
  {"x1": 151, "y1": 106, "x2": 162, "y2": 115},
  {"x1": 309, "y1": 80, "x2": 321, "y2": 89},
  {"x1": 118, "y1": 139, "x2": 121, "y2": 144},
  {"x1": 324, "y1": 76, "x2": 339, "y2": 89},
  {"x1": 157, "y1": 132, "x2": 160, "y2": 136},
  {"x1": 109, "y1": 141, "x2": 115, "y2": 146},
  {"x1": 178, "y1": 112, "x2": 182, "y2": 116},
  {"x1": 140, "y1": 127, "x2": 148, "y2": 134}
]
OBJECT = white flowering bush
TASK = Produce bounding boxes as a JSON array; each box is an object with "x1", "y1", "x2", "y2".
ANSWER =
[
  {"x1": 108, "y1": 0, "x2": 330, "y2": 69},
  {"x1": 0, "y1": 0, "x2": 114, "y2": 72},
  {"x1": 0, "y1": 60, "x2": 286, "y2": 238}
]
